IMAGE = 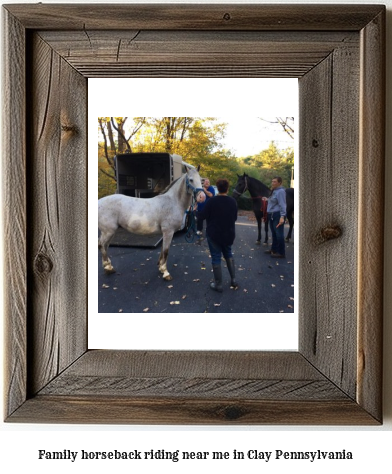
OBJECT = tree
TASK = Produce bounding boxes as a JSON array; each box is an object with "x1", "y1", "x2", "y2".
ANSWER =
[
  {"x1": 260, "y1": 117, "x2": 295, "y2": 140},
  {"x1": 98, "y1": 117, "x2": 147, "y2": 184},
  {"x1": 108, "y1": 117, "x2": 147, "y2": 153},
  {"x1": 98, "y1": 117, "x2": 116, "y2": 182},
  {"x1": 98, "y1": 117, "x2": 246, "y2": 198},
  {"x1": 237, "y1": 141, "x2": 294, "y2": 188},
  {"x1": 111, "y1": 117, "x2": 128, "y2": 153},
  {"x1": 126, "y1": 117, "x2": 227, "y2": 162},
  {"x1": 98, "y1": 145, "x2": 117, "y2": 198}
]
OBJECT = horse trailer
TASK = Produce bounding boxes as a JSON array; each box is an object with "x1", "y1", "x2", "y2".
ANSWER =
[
  {"x1": 115, "y1": 152, "x2": 194, "y2": 198},
  {"x1": 110, "y1": 152, "x2": 195, "y2": 247}
]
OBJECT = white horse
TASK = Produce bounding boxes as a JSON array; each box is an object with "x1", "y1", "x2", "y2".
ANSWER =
[{"x1": 98, "y1": 166, "x2": 205, "y2": 280}]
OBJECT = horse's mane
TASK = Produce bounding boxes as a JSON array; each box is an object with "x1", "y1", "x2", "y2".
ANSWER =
[
  {"x1": 159, "y1": 175, "x2": 183, "y2": 195},
  {"x1": 248, "y1": 175, "x2": 272, "y2": 197}
]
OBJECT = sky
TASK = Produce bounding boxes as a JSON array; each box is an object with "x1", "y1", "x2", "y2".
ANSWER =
[
  {"x1": 92, "y1": 78, "x2": 298, "y2": 157},
  {"x1": 218, "y1": 116, "x2": 294, "y2": 156},
  {"x1": 117, "y1": 116, "x2": 294, "y2": 158}
]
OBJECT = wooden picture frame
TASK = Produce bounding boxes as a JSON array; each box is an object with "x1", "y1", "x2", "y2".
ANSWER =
[{"x1": 3, "y1": 4, "x2": 385, "y2": 424}]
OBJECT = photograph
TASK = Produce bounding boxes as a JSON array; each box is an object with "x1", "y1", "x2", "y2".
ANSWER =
[
  {"x1": 1, "y1": 6, "x2": 390, "y2": 471},
  {"x1": 97, "y1": 116, "x2": 296, "y2": 314}
]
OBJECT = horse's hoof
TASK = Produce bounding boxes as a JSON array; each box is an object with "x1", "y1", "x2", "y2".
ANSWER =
[
  {"x1": 255, "y1": 241, "x2": 261, "y2": 245},
  {"x1": 263, "y1": 242, "x2": 268, "y2": 246},
  {"x1": 104, "y1": 267, "x2": 116, "y2": 274},
  {"x1": 163, "y1": 274, "x2": 173, "y2": 281}
]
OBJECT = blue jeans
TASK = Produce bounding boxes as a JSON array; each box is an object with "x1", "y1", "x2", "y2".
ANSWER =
[
  {"x1": 207, "y1": 237, "x2": 233, "y2": 265},
  {"x1": 269, "y1": 211, "x2": 285, "y2": 256}
]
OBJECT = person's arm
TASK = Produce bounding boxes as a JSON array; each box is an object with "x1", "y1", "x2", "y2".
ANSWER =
[
  {"x1": 276, "y1": 189, "x2": 287, "y2": 228},
  {"x1": 204, "y1": 185, "x2": 214, "y2": 198}
]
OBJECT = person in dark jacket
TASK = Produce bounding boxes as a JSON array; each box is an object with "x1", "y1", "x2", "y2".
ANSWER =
[{"x1": 197, "y1": 178, "x2": 238, "y2": 292}]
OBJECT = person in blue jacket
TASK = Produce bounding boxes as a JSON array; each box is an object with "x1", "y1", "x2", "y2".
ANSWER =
[
  {"x1": 197, "y1": 178, "x2": 238, "y2": 292},
  {"x1": 265, "y1": 176, "x2": 287, "y2": 258},
  {"x1": 195, "y1": 178, "x2": 215, "y2": 236}
]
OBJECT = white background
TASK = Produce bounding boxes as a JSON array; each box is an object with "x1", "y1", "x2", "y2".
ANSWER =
[
  {"x1": 1, "y1": 0, "x2": 391, "y2": 473},
  {"x1": 89, "y1": 78, "x2": 299, "y2": 351}
]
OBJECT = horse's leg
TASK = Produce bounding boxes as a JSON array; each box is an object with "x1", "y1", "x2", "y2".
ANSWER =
[
  {"x1": 263, "y1": 218, "x2": 269, "y2": 244},
  {"x1": 98, "y1": 230, "x2": 116, "y2": 274},
  {"x1": 255, "y1": 213, "x2": 262, "y2": 245},
  {"x1": 158, "y1": 229, "x2": 175, "y2": 280},
  {"x1": 286, "y1": 212, "x2": 294, "y2": 241}
]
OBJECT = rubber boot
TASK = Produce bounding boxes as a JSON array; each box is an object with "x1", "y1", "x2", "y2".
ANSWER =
[
  {"x1": 226, "y1": 258, "x2": 239, "y2": 289},
  {"x1": 210, "y1": 264, "x2": 223, "y2": 293}
]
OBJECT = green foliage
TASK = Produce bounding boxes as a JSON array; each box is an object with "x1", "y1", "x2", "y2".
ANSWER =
[
  {"x1": 188, "y1": 148, "x2": 241, "y2": 192},
  {"x1": 98, "y1": 118, "x2": 294, "y2": 201},
  {"x1": 98, "y1": 146, "x2": 116, "y2": 199},
  {"x1": 129, "y1": 117, "x2": 226, "y2": 158},
  {"x1": 237, "y1": 142, "x2": 294, "y2": 189}
]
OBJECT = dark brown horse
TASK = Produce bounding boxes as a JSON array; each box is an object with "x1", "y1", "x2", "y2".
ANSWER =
[{"x1": 233, "y1": 173, "x2": 294, "y2": 244}]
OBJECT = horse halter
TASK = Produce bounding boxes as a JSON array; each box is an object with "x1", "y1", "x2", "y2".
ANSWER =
[
  {"x1": 233, "y1": 176, "x2": 248, "y2": 197},
  {"x1": 185, "y1": 174, "x2": 204, "y2": 197}
]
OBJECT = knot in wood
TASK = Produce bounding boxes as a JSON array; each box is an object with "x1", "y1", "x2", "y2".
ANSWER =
[
  {"x1": 223, "y1": 13, "x2": 231, "y2": 21},
  {"x1": 61, "y1": 124, "x2": 78, "y2": 134},
  {"x1": 34, "y1": 252, "x2": 53, "y2": 274},
  {"x1": 312, "y1": 139, "x2": 319, "y2": 148},
  {"x1": 314, "y1": 225, "x2": 342, "y2": 245},
  {"x1": 223, "y1": 405, "x2": 244, "y2": 420}
]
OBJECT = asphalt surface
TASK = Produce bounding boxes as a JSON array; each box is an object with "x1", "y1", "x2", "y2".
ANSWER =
[{"x1": 98, "y1": 215, "x2": 295, "y2": 313}]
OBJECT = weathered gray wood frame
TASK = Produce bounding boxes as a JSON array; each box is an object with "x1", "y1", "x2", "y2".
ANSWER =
[{"x1": 2, "y1": 4, "x2": 385, "y2": 424}]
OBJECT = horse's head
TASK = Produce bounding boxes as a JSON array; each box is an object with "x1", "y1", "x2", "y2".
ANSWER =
[
  {"x1": 186, "y1": 166, "x2": 205, "y2": 202},
  {"x1": 232, "y1": 173, "x2": 248, "y2": 199}
]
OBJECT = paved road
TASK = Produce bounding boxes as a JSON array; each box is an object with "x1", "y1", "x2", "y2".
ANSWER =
[{"x1": 98, "y1": 216, "x2": 294, "y2": 313}]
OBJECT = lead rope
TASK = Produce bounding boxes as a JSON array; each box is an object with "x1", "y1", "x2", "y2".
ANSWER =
[
  {"x1": 184, "y1": 177, "x2": 201, "y2": 243},
  {"x1": 184, "y1": 204, "x2": 197, "y2": 243}
]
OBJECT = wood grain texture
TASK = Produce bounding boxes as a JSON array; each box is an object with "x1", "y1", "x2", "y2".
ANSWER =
[
  {"x1": 2, "y1": 4, "x2": 385, "y2": 425},
  {"x1": 9, "y1": 396, "x2": 378, "y2": 425},
  {"x1": 27, "y1": 33, "x2": 87, "y2": 396},
  {"x1": 39, "y1": 377, "x2": 347, "y2": 400},
  {"x1": 58, "y1": 350, "x2": 324, "y2": 379},
  {"x1": 2, "y1": 9, "x2": 27, "y2": 419},
  {"x1": 299, "y1": 40, "x2": 360, "y2": 399},
  {"x1": 357, "y1": 9, "x2": 385, "y2": 422},
  {"x1": 39, "y1": 30, "x2": 358, "y2": 78},
  {"x1": 8, "y1": 351, "x2": 378, "y2": 424},
  {"x1": 37, "y1": 351, "x2": 347, "y2": 400},
  {"x1": 4, "y1": 4, "x2": 384, "y2": 31}
]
